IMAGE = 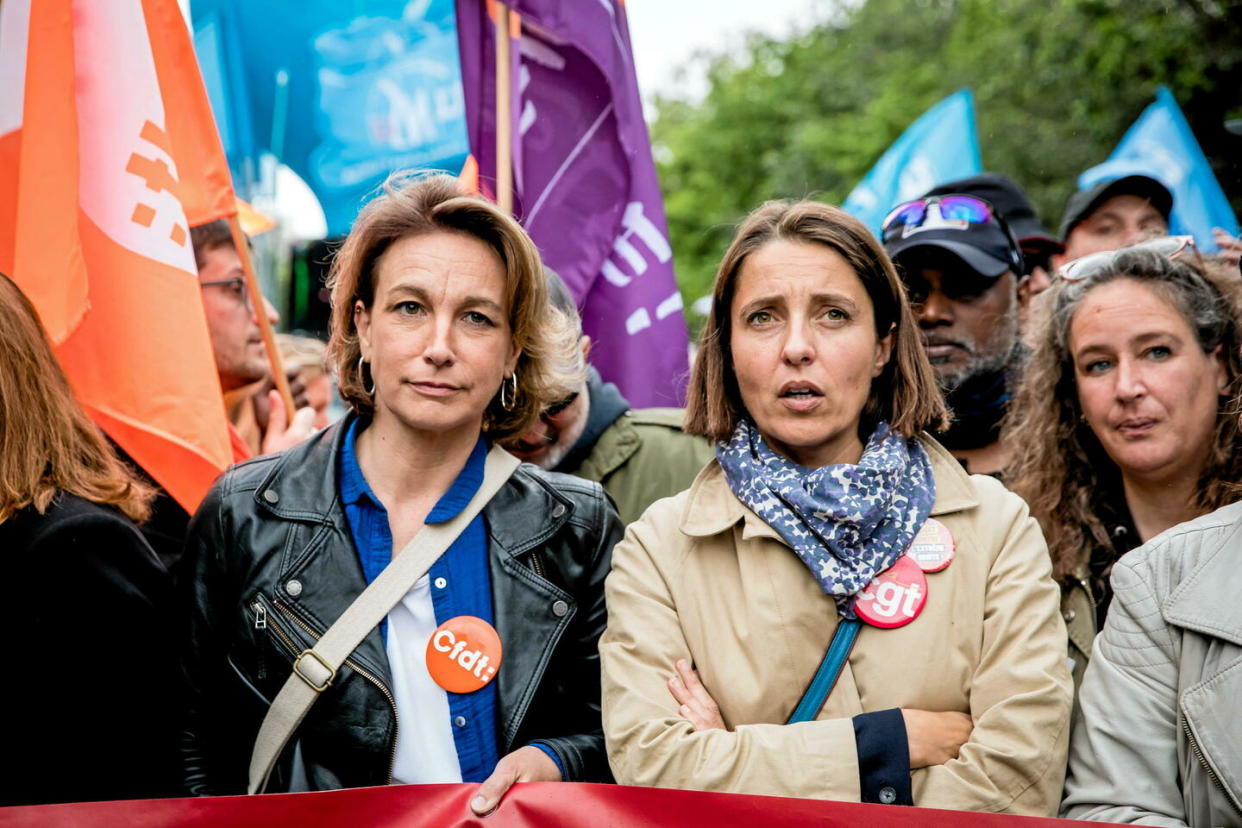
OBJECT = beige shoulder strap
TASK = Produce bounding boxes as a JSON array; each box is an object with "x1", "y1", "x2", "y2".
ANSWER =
[{"x1": 247, "y1": 446, "x2": 521, "y2": 794}]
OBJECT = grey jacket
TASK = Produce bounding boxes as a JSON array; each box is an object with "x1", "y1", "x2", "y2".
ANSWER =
[{"x1": 1062, "y1": 501, "x2": 1242, "y2": 826}]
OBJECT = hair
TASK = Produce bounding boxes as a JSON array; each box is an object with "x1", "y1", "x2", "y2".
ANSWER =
[
  {"x1": 325, "y1": 172, "x2": 581, "y2": 441},
  {"x1": 0, "y1": 274, "x2": 154, "y2": 524},
  {"x1": 686, "y1": 199, "x2": 949, "y2": 441},
  {"x1": 277, "y1": 333, "x2": 328, "y2": 380},
  {"x1": 1005, "y1": 249, "x2": 1242, "y2": 582},
  {"x1": 189, "y1": 219, "x2": 236, "y2": 270}
]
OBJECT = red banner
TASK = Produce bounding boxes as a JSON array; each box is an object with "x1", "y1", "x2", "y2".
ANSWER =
[{"x1": 0, "y1": 782, "x2": 1101, "y2": 827}]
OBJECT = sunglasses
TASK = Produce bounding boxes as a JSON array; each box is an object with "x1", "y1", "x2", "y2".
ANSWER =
[
  {"x1": 542, "y1": 391, "x2": 580, "y2": 420},
  {"x1": 1057, "y1": 235, "x2": 1199, "y2": 283},
  {"x1": 881, "y1": 195, "x2": 997, "y2": 243}
]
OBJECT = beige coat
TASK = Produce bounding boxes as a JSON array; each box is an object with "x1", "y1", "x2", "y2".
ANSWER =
[{"x1": 600, "y1": 437, "x2": 1072, "y2": 815}]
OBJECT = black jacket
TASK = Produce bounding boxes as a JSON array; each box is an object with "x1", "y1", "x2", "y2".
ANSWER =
[
  {"x1": 179, "y1": 417, "x2": 622, "y2": 795},
  {"x1": 0, "y1": 493, "x2": 179, "y2": 806}
]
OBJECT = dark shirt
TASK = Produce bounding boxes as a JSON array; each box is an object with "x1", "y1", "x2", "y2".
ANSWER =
[
  {"x1": 1090, "y1": 493, "x2": 1141, "y2": 630},
  {"x1": 0, "y1": 493, "x2": 179, "y2": 805}
]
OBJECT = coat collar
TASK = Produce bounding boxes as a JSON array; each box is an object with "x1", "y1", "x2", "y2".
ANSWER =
[
  {"x1": 1163, "y1": 504, "x2": 1242, "y2": 646},
  {"x1": 253, "y1": 412, "x2": 572, "y2": 560},
  {"x1": 679, "y1": 433, "x2": 978, "y2": 541}
]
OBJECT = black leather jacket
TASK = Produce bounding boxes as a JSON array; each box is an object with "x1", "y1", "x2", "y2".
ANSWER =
[{"x1": 179, "y1": 417, "x2": 622, "y2": 795}]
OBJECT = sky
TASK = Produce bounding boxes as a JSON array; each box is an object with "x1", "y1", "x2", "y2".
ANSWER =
[{"x1": 624, "y1": 0, "x2": 835, "y2": 104}]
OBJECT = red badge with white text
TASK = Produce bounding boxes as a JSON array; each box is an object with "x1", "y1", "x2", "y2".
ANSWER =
[
  {"x1": 852, "y1": 556, "x2": 928, "y2": 629},
  {"x1": 906, "y1": 518, "x2": 956, "y2": 573},
  {"x1": 426, "y1": 615, "x2": 503, "y2": 693}
]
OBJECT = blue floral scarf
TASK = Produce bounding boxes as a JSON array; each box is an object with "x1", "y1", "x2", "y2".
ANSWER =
[{"x1": 716, "y1": 419, "x2": 936, "y2": 618}]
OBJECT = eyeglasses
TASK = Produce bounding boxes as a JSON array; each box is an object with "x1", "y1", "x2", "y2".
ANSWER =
[
  {"x1": 542, "y1": 391, "x2": 579, "y2": 420},
  {"x1": 200, "y1": 276, "x2": 253, "y2": 311},
  {"x1": 1057, "y1": 236, "x2": 1199, "y2": 283},
  {"x1": 881, "y1": 195, "x2": 997, "y2": 243}
]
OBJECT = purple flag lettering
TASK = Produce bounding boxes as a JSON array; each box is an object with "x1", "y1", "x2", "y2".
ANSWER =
[{"x1": 456, "y1": 0, "x2": 689, "y2": 407}]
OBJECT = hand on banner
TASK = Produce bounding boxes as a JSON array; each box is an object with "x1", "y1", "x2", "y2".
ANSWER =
[
  {"x1": 668, "y1": 659, "x2": 726, "y2": 731},
  {"x1": 259, "y1": 389, "x2": 317, "y2": 455},
  {"x1": 470, "y1": 745, "x2": 562, "y2": 815},
  {"x1": 1212, "y1": 228, "x2": 1242, "y2": 267},
  {"x1": 901, "y1": 709, "x2": 973, "y2": 768}
]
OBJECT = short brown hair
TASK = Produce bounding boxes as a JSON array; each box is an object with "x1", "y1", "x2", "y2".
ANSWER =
[
  {"x1": 0, "y1": 274, "x2": 153, "y2": 523},
  {"x1": 685, "y1": 199, "x2": 948, "y2": 441},
  {"x1": 325, "y1": 172, "x2": 578, "y2": 441},
  {"x1": 189, "y1": 219, "x2": 235, "y2": 271}
]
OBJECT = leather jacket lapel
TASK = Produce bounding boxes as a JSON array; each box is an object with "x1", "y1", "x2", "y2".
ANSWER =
[{"x1": 484, "y1": 473, "x2": 577, "y2": 753}]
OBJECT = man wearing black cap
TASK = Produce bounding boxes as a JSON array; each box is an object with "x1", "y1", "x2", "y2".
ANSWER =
[
  {"x1": 925, "y1": 173, "x2": 1063, "y2": 323},
  {"x1": 882, "y1": 191, "x2": 1026, "y2": 475},
  {"x1": 1057, "y1": 174, "x2": 1172, "y2": 263}
]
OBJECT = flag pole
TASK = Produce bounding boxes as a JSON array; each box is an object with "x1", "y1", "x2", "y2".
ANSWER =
[
  {"x1": 495, "y1": 1, "x2": 513, "y2": 214},
  {"x1": 226, "y1": 214, "x2": 296, "y2": 418}
]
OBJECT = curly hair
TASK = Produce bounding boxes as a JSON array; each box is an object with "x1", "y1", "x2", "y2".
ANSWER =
[
  {"x1": 1005, "y1": 249, "x2": 1242, "y2": 582},
  {"x1": 325, "y1": 171, "x2": 582, "y2": 442},
  {"x1": 686, "y1": 199, "x2": 949, "y2": 441}
]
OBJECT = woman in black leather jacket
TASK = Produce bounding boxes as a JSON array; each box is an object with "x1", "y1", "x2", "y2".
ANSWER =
[{"x1": 180, "y1": 174, "x2": 622, "y2": 813}]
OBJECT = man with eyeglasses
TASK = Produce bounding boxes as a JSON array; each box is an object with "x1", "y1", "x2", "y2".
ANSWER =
[
  {"x1": 191, "y1": 219, "x2": 315, "y2": 456},
  {"x1": 881, "y1": 192, "x2": 1027, "y2": 476},
  {"x1": 505, "y1": 271, "x2": 714, "y2": 525}
]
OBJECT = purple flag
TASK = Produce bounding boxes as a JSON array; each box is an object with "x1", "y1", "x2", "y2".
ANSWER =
[{"x1": 456, "y1": 0, "x2": 689, "y2": 407}]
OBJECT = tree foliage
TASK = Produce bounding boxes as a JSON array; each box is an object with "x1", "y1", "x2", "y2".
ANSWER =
[{"x1": 653, "y1": 0, "x2": 1242, "y2": 315}]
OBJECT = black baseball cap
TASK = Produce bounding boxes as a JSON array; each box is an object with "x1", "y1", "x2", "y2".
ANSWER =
[
  {"x1": 882, "y1": 194, "x2": 1024, "y2": 280},
  {"x1": 925, "y1": 173, "x2": 1062, "y2": 256},
  {"x1": 1059, "y1": 174, "x2": 1173, "y2": 240}
]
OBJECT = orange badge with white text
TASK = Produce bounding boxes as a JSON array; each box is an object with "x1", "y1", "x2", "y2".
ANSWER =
[{"x1": 426, "y1": 615, "x2": 503, "y2": 694}]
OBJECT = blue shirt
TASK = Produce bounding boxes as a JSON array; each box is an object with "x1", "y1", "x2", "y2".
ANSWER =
[{"x1": 338, "y1": 418, "x2": 500, "y2": 783}]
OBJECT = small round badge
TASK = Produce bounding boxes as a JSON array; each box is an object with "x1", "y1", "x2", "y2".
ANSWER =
[
  {"x1": 425, "y1": 615, "x2": 503, "y2": 694},
  {"x1": 906, "y1": 518, "x2": 956, "y2": 573},
  {"x1": 853, "y1": 556, "x2": 929, "y2": 629}
]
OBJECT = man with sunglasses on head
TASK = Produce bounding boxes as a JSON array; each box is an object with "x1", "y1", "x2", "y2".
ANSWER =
[
  {"x1": 1056, "y1": 174, "x2": 1173, "y2": 266},
  {"x1": 924, "y1": 174, "x2": 1063, "y2": 318},
  {"x1": 882, "y1": 191, "x2": 1027, "y2": 477},
  {"x1": 505, "y1": 271, "x2": 714, "y2": 525}
]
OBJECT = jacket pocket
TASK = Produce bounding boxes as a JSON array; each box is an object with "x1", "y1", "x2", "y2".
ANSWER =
[{"x1": 248, "y1": 592, "x2": 306, "y2": 684}]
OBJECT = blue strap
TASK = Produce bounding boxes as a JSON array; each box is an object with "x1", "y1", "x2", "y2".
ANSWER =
[{"x1": 786, "y1": 619, "x2": 862, "y2": 724}]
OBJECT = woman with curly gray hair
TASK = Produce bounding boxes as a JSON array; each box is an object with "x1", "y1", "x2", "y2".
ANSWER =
[{"x1": 1004, "y1": 238, "x2": 1242, "y2": 689}]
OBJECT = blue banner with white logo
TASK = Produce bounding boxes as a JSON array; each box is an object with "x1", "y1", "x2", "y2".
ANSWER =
[
  {"x1": 191, "y1": 0, "x2": 470, "y2": 236},
  {"x1": 842, "y1": 88, "x2": 983, "y2": 237},
  {"x1": 1079, "y1": 86, "x2": 1238, "y2": 251}
]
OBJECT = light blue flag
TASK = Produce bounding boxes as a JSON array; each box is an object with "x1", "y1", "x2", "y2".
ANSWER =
[
  {"x1": 1079, "y1": 86, "x2": 1238, "y2": 251},
  {"x1": 843, "y1": 88, "x2": 983, "y2": 237}
]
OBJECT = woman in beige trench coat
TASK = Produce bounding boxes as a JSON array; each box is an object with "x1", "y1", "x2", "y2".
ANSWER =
[{"x1": 599, "y1": 200, "x2": 1072, "y2": 815}]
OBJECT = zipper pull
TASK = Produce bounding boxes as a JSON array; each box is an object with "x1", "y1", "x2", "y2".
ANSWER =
[{"x1": 253, "y1": 602, "x2": 267, "y2": 630}]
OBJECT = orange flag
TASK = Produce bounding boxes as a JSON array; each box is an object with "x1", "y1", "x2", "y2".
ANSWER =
[{"x1": 0, "y1": 0, "x2": 239, "y2": 513}]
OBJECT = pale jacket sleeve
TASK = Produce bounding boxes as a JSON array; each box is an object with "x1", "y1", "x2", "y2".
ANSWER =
[
  {"x1": 599, "y1": 504, "x2": 863, "y2": 800},
  {"x1": 912, "y1": 482, "x2": 1073, "y2": 815},
  {"x1": 1060, "y1": 556, "x2": 1187, "y2": 826}
]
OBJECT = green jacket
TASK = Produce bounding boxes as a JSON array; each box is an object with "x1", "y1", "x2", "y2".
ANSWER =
[{"x1": 561, "y1": 408, "x2": 715, "y2": 526}]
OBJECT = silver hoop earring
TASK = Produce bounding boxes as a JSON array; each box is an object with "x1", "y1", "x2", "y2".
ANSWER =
[
  {"x1": 500, "y1": 372, "x2": 517, "y2": 411},
  {"x1": 358, "y1": 356, "x2": 375, "y2": 397}
]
